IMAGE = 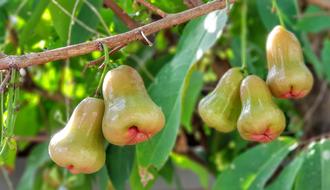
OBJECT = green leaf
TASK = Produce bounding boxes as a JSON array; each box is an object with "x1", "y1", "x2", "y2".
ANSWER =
[
  {"x1": 212, "y1": 137, "x2": 297, "y2": 190},
  {"x1": 20, "y1": 0, "x2": 50, "y2": 46},
  {"x1": 171, "y1": 152, "x2": 210, "y2": 189},
  {"x1": 297, "y1": 6, "x2": 330, "y2": 33},
  {"x1": 48, "y1": 0, "x2": 81, "y2": 43},
  {"x1": 294, "y1": 139, "x2": 330, "y2": 190},
  {"x1": 256, "y1": 0, "x2": 297, "y2": 30},
  {"x1": 65, "y1": 173, "x2": 93, "y2": 190},
  {"x1": 158, "y1": 159, "x2": 174, "y2": 184},
  {"x1": 93, "y1": 166, "x2": 110, "y2": 190},
  {"x1": 0, "y1": 137, "x2": 17, "y2": 170},
  {"x1": 17, "y1": 143, "x2": 50, "y2": 190},
  {"x1": 256, "y1": 0, "x2": 279, "y2": 31},
  {"x1": 181, "y1": 71, "x2": 203, "y2": 132},
  {"x1": 301, "y1": 33, "x2": 323, "y2": 77},
  {"x1": 71, "y1": 0, "x2": 103, "y2": 44},
  {"x1": 106, "y1": 145, "x2": 135, "y2": 190},
  {"x1": 321, "y1": 39, "x2": 330, "y2": 81},
  {"x1": 266, "y1": 152, "x2": 305, "y2": 190},
  {"x1": 14, "y1": 104, "x2": 40, "y2": 149},
  {"x1": 136, "y1": 9, "x2": 229, "y2": 176}
]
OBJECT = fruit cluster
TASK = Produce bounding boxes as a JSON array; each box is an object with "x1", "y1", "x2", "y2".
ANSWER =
[
  {"x1": 198, "y1": 25, "x2": 313, "y2": 143},
  {"x1": 48, "y1": 65, "x2": 165, "y2": 174},
  {"x1": 48, "y1": 25, "x2": 313, "y2": 175}
]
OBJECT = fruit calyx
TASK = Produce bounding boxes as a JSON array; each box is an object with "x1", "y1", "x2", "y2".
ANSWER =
[
  {"x1": 240, "y1": 125, "x2": 277, "y2": 143},
  {"x1": 280, "y1": 86, "x2": 304, "y2": 99},
  {"x1": 127, "y1": 126, "x2": 151, "y2": 145}
]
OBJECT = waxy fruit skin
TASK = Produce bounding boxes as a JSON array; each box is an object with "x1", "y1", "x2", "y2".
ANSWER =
[
  {"x1": 102, "y1": 65, "x2": 165, "y2": 146},
  {"x1": 198, "y1": 67, "x2": 244, "y2": 132},
  {"x1": 266, "y1": 25, "x2": 313, "y2": 99},
  {"x1": 238, "y1": 75, "x2": 286, "y2": 143},
  {"x1": 49, "y1": 97, "x2": 105, "y2": 174}
]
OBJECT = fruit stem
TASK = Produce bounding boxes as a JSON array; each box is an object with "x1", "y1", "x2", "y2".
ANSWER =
[
  {"x1": 240, "y1": 0, "x2": 248, "y2": 73},
  {"x1": 94, "y1": 44, "x2": 110, "y2": 98},
  {"x1": 272, "y1": 0, "x2": 285, "y2": 27}
]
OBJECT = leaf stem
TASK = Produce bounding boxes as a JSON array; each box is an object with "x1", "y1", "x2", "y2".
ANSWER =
[
  {"x1": 240, "y1": 0, "x2": 248, "y2": 73},
  {"x1": 272, "y1": 0, "x2": 285, "y2": 27},
  {"x1": 94, "y1": 44, "x2": 110, "y2": 98}
]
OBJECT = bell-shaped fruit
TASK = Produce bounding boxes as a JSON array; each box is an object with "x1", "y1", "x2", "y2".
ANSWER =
[
  {"x1": 102, "y1": 65, "x2": 165, "y2": 146},
  {"x1": 198, "y1": 67, "x2": 244, "y2": 132},
  {"x1": 49, "y1": 97, "x2": 105, "y2": 174},
  {"x1": 237, "y1": 75, "x2": 286, "y2": 143},
  {"x1": 266, "y1": 25, "x2": 313, "y2": 99}
]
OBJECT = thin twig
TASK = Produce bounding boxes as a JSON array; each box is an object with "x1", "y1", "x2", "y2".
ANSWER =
[
  {"x1": 103, "y1": 0, "x2": 149, "y2": 45},
  {"x1": 135, "y1": 0, "x2": 168, "y2": 18},
  {"x1": 51, "y1": 0, "x2": 104, "y2": 36},
  {"x1": 63, "y1": 0, "x2": 80, "y2": 121},
  {"x1": 84, "y1": 0, "x2": 111, "y2": 35},
  {"x1": 67, "y1": 0, "x2": 80, "y2": 46},
  {"x1": 86, "y1": 45, "x2": 125, "y2": 68},
  {"x1": 14, "y1": 135, "x2": 48, "y2": 142},
  {"x1": 0, "y1": 71, "x2": 11, "y2": 93},
  {"x1": 104, "y1": 0, "x2": 139, "y2": 29},
  {"x1": 0, "y1": 0, "x2": 235, "y2": 70},
  {"x1": 14, "y1": 0, "x2": 29, "y2": 16},
  {"x1": 129, "y1": 54, "x2": 155, "y2": 81}
]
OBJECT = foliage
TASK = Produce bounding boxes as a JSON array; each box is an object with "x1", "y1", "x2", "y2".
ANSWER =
[{"x1": 0, "y1": 0, "x2": 330, "y2": 189}]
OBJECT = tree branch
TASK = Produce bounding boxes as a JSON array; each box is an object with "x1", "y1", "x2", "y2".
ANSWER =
[
  {"x1": 103, "y1": 0, "x2": 139, "y2": 29},
  {"x1": 308, "y1": 0, "x2": 330, "y2": 10},
  {"x1": 135, "y1": 0, "x2": 168, "y2": 18},
  {"x1": 103, "y1": 1, "x2": 151, "y2": 46},
  {"x1": 0, "y1": 0, "x2": 234, "y2": 70},
  {"x1": 184, "y1": 0, "x2": 203, "y2": 9}
]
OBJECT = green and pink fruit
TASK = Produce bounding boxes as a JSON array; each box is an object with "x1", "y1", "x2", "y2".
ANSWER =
[
  {"x1": 266, "y1": 25, "x2": 313, "y2": 99},
  {"x1": 49, "y1": 97, "x2": 105, "y2": 174},
  {"x1": 238, "y1": 75, "x2": 286, "y2": 143},
  {"x1": 102, "y1": 65, "x2": 165, "y2": 146},
  {"x1": 198, "y1": 67, "x2": 244, "y2": 132}
]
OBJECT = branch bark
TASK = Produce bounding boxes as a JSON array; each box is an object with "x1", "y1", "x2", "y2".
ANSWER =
[{"x1": 0, "y1": 0, "x2": 234, "y2": 70}]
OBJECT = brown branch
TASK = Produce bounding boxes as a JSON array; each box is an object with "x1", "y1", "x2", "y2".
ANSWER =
[
  {"x1": 14, "y1": 135, "x2": 48, "y2": 142},
  {"x1": 104, "y1": 0, "x2": 139, "y2": 29},
  {"x1": 308, "y1": 0, "x2": 330, "y2": 10},
  {"x1": 135, "y1": 0, "x2": 168, "y2": 18},
  {"x1": 0, "y1": 0, "x2": 234, "y2": 70},
  {"x1": 103, "y1": 0, "x2": 152, "y2": 45},
  {"x1": 184, "y1": 0, "x2": 203, "y2": 9}
]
